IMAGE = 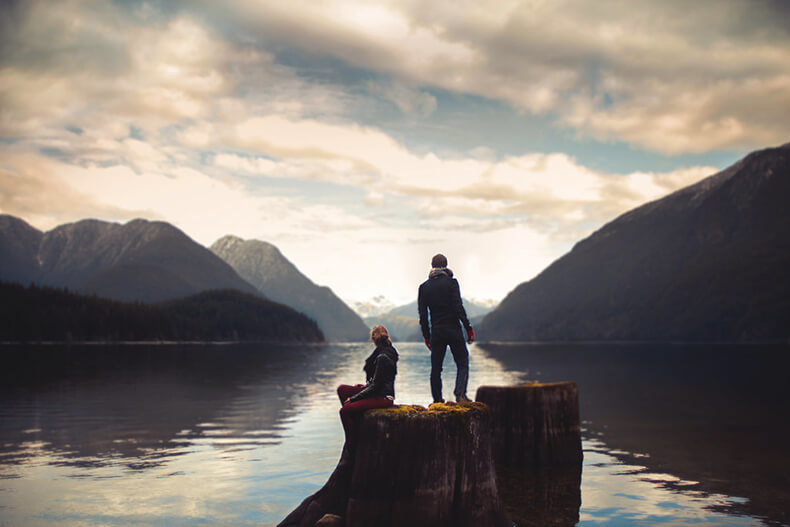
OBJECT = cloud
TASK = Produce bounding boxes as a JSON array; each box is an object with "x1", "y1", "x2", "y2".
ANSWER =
[
  {"x1": 6, "y1": 0, "x2": 787, "y2": 154},
  {"x1": 368, "y1": 81, "x2": 437, "y2": 116},
  {"x1": 0, "y1": 153, "x2": 150, "y2": 230},
  {"x1": 561, "y1": 73, "x2": 790, "y2": 155},
  {"x1": 216, "y1": 0, "x2": 790, "y2": 153},
  {"x1": 204, "y1": 115, "x2": 718, "y2": 236},
  {"x1": 0, "y1": 2, "x2": 346, "y2": 139}
]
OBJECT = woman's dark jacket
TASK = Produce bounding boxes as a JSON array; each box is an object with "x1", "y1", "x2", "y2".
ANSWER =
[{"x1": 348, "y1": 344, "x2": 399, "y2": 403}]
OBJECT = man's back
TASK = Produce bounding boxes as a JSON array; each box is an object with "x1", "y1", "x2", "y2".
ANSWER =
[{"x1": 418, "y1": 269, "x2": 472, "y2": 338}]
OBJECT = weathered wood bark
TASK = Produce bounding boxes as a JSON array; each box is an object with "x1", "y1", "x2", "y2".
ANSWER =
[
  {"x1": 278, "y1": 403, "x2": 510, "y2": 527},
  {"x1": 475, "y1": 382, "x2": 582, "y2": 467}
]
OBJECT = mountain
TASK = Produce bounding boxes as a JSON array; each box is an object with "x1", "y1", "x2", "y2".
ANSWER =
[
  {"x1": 363, "y1": 313, "x2": 421, "y2": 342},
  {"x1": 479, "y1": 143, "x2": 790, "y2": 342},
  {"x1": 387, "y1": 298, "x2": 496, "y2": 319},
  {"x1": 0, "y1": 281, "x2": 323, "y2": 342},
  {"x1": 0, "y1": 215, "x2": 43, "y2": 285},
  {"x1": 210, "y1": 235, "x2": 370, "y2": 342},
  {"x1": 365, "y1": 297, "x2": 497, "y2": 341},
  {"x1": 0, "y1": 215, "x2": 259, "y2": 302},
  {"x1": 349, "y1": 295, "x2": 397, "y2": 318}
]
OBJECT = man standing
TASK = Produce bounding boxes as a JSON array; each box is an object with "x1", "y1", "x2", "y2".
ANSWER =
[{"x1": 418, "y1": 253, "x2": 475, "y2": 404}]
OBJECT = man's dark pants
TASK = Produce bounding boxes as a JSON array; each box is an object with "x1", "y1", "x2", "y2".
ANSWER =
[{"x1": 429, "y1": 326, "x2": 469, "y2": 402}]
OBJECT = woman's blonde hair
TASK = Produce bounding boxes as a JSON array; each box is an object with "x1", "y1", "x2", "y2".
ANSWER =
[{"x1": 370, "y1": 325, "x2": 392, "y2": 347}]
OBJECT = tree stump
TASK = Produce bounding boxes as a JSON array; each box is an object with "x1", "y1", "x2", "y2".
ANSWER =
[
  {"x1": 475, "y1": 382, "x2": 582, "y2": 467},
  {"x1": 278, "y1": 403, "x2": 510, "y2": 527}
]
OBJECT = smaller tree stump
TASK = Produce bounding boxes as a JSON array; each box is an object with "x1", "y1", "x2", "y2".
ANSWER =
[{"x1": 476, "y1": 381, "x2": 582, "y2": 467}]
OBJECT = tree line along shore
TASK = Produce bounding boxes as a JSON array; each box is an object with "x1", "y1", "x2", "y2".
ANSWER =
[{"x1": 0, "y1": 281, "x2": 324, "y2": 344}]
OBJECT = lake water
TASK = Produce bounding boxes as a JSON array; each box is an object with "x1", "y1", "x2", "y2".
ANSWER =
[{"x1": 0, "y1": 342, "x2": 788, "y2": 526}]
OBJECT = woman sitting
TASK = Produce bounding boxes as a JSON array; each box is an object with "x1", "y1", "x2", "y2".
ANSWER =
[{"x1": 337, "y1": 325, "x2": 399, "y2": 442}]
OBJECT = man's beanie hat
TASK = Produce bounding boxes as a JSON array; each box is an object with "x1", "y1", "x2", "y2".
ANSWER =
[{"x1": 431, "y1": 253, "x2": 448, "y2": 268}]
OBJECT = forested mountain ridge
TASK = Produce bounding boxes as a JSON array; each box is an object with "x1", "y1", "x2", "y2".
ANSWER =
[
  {"x1": 479, "y1": 142, "x2": 790, "y2": 342},
  {"x1": 0, "y1": 281, "x2": 324, "y2": 343}
]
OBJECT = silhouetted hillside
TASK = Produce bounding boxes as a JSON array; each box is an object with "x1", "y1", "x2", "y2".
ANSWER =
[
  {"x1": 479, "y1": 143, "x2": 790, "y2": 342},
  {"x1": 0, "y1": 216, "x2": 259, "y2": 302},
  {"x1": 0, "y1": 281, "x2": 323, "y2": 343},
  {"x1": 210, "y1": 235, "x2": 369, "y2": 341}
]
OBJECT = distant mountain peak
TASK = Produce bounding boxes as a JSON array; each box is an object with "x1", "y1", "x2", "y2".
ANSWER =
[
  {"x1": 212, "y1": 235, "x2": 282, "y2": 256},
  {"x1": 210, "y1": 235, "x2": 296, "y2": 285},
  {"x1": 210, "y1": 236, "x2": 369, "y2": 341},
  {"x1": 0, "y1": 214, "x2": 41, "y2": 234},
  {"x1": 213, "y1": 234, "x2": 245, "y2": 248},
  {"x1": 349, "y1": 295, "x2": 397, "y2": 318}
]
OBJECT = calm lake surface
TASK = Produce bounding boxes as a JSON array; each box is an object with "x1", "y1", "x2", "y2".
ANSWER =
[{"x1": 1, "y1": 342, "x2": 788, "y2": 526}]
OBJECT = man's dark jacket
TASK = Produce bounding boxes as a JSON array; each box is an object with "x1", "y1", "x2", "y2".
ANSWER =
[{"x1": 418, "y1": 268, "x2": 472, "y2": 339}]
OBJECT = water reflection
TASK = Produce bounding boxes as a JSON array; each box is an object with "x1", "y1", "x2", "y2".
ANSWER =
[
  {"x1": 1, "y1": 342, "x2": 787, "y2": 526},
  {"x1": 0, "y1": 343, "x2": 360, "y2": 526},
  {"x1": 0, "y1": 344, "x2": 342, "y2": 463},
  {"x1": 580, "y1": 439, "x2": 757, "y2": 526},
  {"x1": 498, "y1": 462, "x2": 582, "y2": 527},
  {"x1": 478, "y1": 342, "x2": 790, "y2": 526}
]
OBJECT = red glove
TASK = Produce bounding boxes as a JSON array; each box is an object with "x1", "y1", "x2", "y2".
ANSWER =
[
  {"x1": 424, "y1": 338, "x2": 431, "y2": 350},
  {"x1": 467, "y1": 328, "x2": 475, "y2": 344}
]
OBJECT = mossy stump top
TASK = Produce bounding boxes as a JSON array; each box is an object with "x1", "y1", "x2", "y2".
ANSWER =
[{"x1": 367, "y1": 401, "x2": 488, "y2": 418}]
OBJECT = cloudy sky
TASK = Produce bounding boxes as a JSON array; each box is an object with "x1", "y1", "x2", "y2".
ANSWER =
[{"x1": 1, "y1": 0, "x2": 789, "y2": 305}]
